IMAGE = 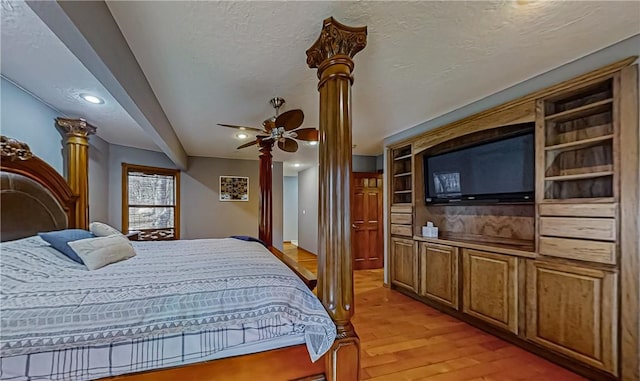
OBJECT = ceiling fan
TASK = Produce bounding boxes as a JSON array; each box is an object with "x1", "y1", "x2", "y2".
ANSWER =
[{"x1": 218, "y1": 97, "x2": 318, "y2": 153}]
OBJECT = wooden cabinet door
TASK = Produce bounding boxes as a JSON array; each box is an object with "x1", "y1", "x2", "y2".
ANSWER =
[
  {"x1": 390, "y1": 237, "x2": 417, "y2": 292},
  {"x1": 419, "y1": 243, "x2": 459, "y2": 310},
  {"x1": 526, "y1": 260, "x2": 617, "y2": 374},
  {"x1": 462, "y1": 249, "x2": 518, "y2": 334}
]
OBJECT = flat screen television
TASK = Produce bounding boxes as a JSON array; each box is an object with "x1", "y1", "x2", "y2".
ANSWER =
[{"x1": 424, "y1": 132, "x2": 534, "y2": 204}]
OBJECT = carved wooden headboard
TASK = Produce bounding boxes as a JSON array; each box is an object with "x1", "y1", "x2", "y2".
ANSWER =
[{"x1": 0, "y1": 136, "x2": 78, "y2": 241}]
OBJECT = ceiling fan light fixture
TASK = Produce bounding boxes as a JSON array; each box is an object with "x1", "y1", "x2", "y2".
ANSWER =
[{"x1": 235, "y1": 132, "x2": 249, "y2": 140}]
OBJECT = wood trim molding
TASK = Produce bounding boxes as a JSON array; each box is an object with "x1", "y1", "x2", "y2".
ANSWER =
[
  {"x1": 619, "y1": 64, "x2": 639, "y2": 381},
  {"x1": 269, "y1": 246, "x2": 317, "y2": 290},
  {"x1": 121, "y1": 163, "x2": 180, "y2": 239}
]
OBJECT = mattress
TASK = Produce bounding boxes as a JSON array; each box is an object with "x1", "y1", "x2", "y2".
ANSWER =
[{"x1": 0, "y1": 236, "x2": 334, "y2": 380}]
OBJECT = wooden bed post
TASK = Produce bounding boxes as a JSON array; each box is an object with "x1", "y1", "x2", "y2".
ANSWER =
[
  {"x1": 307, "y1": 17, "x2": 367, "y2": 381},
  {"x1": 258, "y1": 139, "x2": 273, "y2": 247},
  {"x1": 55, "y1": 118, "x2": 96, "y2": 230}
]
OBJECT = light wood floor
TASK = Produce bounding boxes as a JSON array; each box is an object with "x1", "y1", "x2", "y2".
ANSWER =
[{"x1": 283, "y1": 243, "x2": 585, "y2": 381}]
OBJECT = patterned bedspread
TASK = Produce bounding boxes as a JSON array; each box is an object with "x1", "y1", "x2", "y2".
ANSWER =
[{"x1": 0, "y1": 237, "x2": 335, "y2": 366}]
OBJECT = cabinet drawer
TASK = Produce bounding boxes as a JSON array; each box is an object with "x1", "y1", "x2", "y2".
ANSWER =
[
  {"x1": 540, "y1": 217, "x2": 616, "y2": 241},
  {"x1": 539, "y1": 237, "x2": 616, "y2": 264},
  {"x1": 539, "y1": 203, "x2": 616, "y2": 218},
  {"x1": 391, "y1": 213, "x2": 412, "y2": 224},
  {"x1": 391, "y1": 224, "x2": 412, "y2": 237},
  {"x1": 391, "y1": 205, "x2": 413, "y2": 214}
]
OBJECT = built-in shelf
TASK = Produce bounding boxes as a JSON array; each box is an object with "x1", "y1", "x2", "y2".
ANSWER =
[
  {"x1": 394, "y1": 190, "x2": 412, "y2": 194},
  {"x1": 544, "y1": 98, "x2": 613, "y2": 122},
  {"x1": 545, "y1": 170, "x2": 613, "y2": 182},
  {"x1": 394, "y1": 154, "x2": 412, "y2": 161},
  {"x1": 394, "y1": 172, "x2": 412, "y2": 177},
  {"x1": 545, "y1": 134, "x2": 614, "y2": 153}
]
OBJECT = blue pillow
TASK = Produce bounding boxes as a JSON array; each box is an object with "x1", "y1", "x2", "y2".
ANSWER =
[
  {"x1": 230, "y1": 235, "x2": 269, "y2": 248},
  {"x1": 38, "y1": 229, "x2": 95, "y2": 263}
]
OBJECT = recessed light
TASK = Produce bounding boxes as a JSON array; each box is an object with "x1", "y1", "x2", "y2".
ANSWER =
[
  {"x1": 236, "y1": 133, "x2": 249, "y2": 139},
  {"x1": 80, "y1": 93, "x2": 104, "y2": 104},
  {"x1": 308, "y1": 141, "x2": 318, "y2": 146},
  {"x1": 293, "y1": 163, "x2": 301, "y2": 167}
]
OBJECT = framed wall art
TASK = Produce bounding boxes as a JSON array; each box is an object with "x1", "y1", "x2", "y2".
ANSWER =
[{"x1": 219, "y1": 176, "x2": 249, "y2": 201}]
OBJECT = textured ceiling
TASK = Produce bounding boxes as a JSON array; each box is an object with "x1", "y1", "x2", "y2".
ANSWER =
[
  {"x1": 2, "y1": 1, "x2": 638, "y2": 175},
  {"x1": 0, "y1": 0, "x2": 158, "y2": 152},
  {"x1": 106, "y1": 0, "x2": 639, "y2": 168}
]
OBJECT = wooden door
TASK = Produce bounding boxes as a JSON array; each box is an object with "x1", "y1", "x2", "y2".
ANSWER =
[
  {"x1": 352, "y1": 173, "x2": 384, "y2": 269},
  {"x1": 462, "y1": 249, "x2": 519, "y2": 334},
  {"x1": 419, "y1": 243, "x2": 459, "y2": 310},
  {"x1": 526, "y1": 260, "x2": 617, "y2": 374},
  {"x1": 390, "y1": 237, "x2": 417, "y2": 292}
]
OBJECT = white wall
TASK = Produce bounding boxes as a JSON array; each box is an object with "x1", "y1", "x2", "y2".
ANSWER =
[
  {"x1": 1, "y1": 77, "x2": 110, "y2": 223},
  {"x1": 353, "y1": 155, "x2": 377, "y2": 173},
  {"x1": 283, "y1": 176, "x2": 298, "y2": 242},
  {"x1": 1, "y1": 77, "x2": 63, "y2": 172},
  {"x1": 297, "y1": 165, "x2": 318, "y2": 254},
  {"x1": 87, "y1": 135, "x2": 110, "y2": 223}
]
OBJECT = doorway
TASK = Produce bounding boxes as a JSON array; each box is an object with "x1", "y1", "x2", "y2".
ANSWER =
[{"x1": 351, "y1": 172, "x2": 384, "y2": 270}]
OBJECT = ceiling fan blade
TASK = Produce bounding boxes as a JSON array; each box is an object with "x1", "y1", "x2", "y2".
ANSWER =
[
  {"x1": 237, "y1": 140, "x2": 259, "y2": 150},
  {"x1": 275, "y1": 109, "x2": 304, "y2": 131},
  {"x1": 292, "y1": 128, "x2": 318, "y2": 141},
  {"x1": 218, "y1": 124, "x2": 266, "y2": 134},
  {"x1": 278, "y1": 138, "x2": 298, "y2": 153},
  {"x1": 262, "y1": 119, "x2": 275, "y2": 132}
]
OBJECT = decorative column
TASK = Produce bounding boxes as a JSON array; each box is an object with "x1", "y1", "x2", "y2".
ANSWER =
[
  {"x1": 306, "y1": 17, "x2": 366, "y2": 381},
  {"x1": 56, "y1": 117, "x2": 96, "y2": 230},
  {"x1": 258, "y1": 139, "x2": 273, "y2": 247}
]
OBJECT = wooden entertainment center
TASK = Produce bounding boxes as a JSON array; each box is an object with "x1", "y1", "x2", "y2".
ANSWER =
[{"x1": 386, "y1": 57, "x2": 639, "y2": 380}]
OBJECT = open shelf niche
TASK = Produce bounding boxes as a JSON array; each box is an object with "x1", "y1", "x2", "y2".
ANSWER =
[
  {"x1": 540, "y1": 78, "x2": 616, "y2": 201},
  {"x1": 391, "y1": 144, "x2": 413, "y2": 204}
]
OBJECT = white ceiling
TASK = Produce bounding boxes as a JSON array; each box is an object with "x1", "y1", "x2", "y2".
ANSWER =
[
  {"x1": 0, "y1": 0, "x2": 158, "y2": 152},
  {"x1": 2, "y1": 1, "x2": 639, "y2": 176}
]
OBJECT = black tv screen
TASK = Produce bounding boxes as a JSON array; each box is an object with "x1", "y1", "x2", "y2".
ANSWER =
[{"x1": 424, "y1": 133, "x2": 534, "y2": 204}]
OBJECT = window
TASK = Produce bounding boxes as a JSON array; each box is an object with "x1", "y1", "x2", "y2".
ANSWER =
[{"x1": 122, "y1": 163, "x2": 180, "y2": 240}]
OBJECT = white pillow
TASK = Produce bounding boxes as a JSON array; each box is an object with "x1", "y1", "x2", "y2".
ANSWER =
[
  {"x1": 69, "y1": 235, "x2": 136, "y2": 270},
  {"x1": 89, "y1": 222, "x2": 123, "y2": 237}
]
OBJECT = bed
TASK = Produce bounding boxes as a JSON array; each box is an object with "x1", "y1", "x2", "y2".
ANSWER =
[
  {"x1": 0, "y1": 17, "x2": 367, "y2": 381},
  {"x1": 1, "y1": 237, "x2": 334, "y2": 380}
]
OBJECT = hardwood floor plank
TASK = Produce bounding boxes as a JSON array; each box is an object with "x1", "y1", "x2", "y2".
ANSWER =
[{"x1": 281, "y1": 243, "x2": 586, "y2": 381}]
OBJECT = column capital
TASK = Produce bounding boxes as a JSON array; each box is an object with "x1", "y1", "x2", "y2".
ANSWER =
[
  {"x1": 56, "y1": 118, "x2": 97, "y2": 138},
  {"x1": 306, "y1": 17, "x2": 367, "y2": 69}
]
